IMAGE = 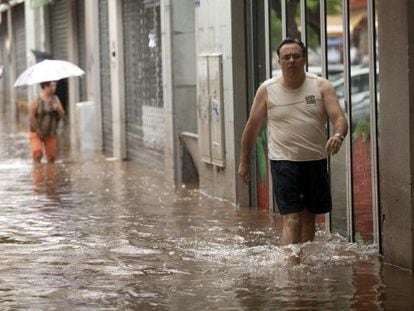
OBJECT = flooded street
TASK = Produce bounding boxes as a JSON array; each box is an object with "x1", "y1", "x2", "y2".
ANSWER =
[{"x1": 1, "y1": 117, "x2": 414, "y2": 310}]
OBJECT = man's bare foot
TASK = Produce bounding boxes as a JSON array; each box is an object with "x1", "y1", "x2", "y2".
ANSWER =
[{"x1": 283, "y1": 244, "x2": 302, "y2": 266}]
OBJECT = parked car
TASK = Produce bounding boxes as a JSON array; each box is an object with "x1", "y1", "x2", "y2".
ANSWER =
[
  {"x1": 272, "y1": 64, "x2": 343, "y2": 81},
  {"x1": 272, "y1": 65, "x2": 378, "y2": 126},
  {"x1": 332, "y1": 66, "x2": 379, "y2": 126}
]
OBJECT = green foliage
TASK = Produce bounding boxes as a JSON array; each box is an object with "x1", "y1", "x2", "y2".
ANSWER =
[
  {"x1": 270, "y1": 9, "x2": 283, "y2": 53},
  {"x1": 354, "y1": 231, "x2": 365, "y2": 246},
  {"x1": 353, "y1": 119, "x2": 370, "y2": 142},
  {"x1": 326, "y1": 0, "x2": 343, "y2": 15},
  {"x1": 256, "y1": 124, "x2": 268, "y2": 183},
  {"x1": 270, "y1": 0, "x2": 343, "y2": 54}
]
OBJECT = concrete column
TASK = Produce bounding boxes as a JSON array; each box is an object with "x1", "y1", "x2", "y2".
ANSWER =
[
  {"x1": 85, "y1": 0, "x2": 103, "y2": 151},
  {"x1": 161, "y1": 0, "x2": 197, "y2": 184},
  {"x1": 108, "y1": 0, "x2": 126, "y2": 159},
  {"x1": 67, "y1": 0, "x2": 80, "y2": 150},
  {"x1": 7, "y1": 8, "x2": 17, "y2": 124},
  {"x1": 24, "y1": 1, "x2": 37, "y2": 104},
  {"x1": 194, "y1": 0, "x2": 247, "y2": 203},
  {"x1": 161, "y1": 0, "x2": 174, "y2": 182},
  {"x1": 378, "y1": 1, "x2": 414, "y2": 270},
  {"x1": 24, "y1": 3, "x2": 47, "y2": 103}
]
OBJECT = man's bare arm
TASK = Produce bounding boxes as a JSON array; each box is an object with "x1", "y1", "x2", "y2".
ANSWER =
[
  {"x1": 319, "y1": 77, "x2": 348, "y2": 155},
  {"x1": 238, "y1": 84, "x2": 268, "y2": 183}
]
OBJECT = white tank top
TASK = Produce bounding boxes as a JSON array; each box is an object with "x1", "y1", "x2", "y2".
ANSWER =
[{"x1": 263, "y1": 72, "x2": 328, "y2": 161}]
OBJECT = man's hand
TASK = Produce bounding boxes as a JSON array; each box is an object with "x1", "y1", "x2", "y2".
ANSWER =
[
  {"x1": 325, "y1": 134, "x2": 343, "y2": 155},
  {"x1": 238, "y1": 161, "x2": 250, "y2": 184}
]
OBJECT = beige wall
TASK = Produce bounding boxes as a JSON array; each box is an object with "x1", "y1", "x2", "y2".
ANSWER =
[{"x1": 195, "y1": 0, "x2": 247, "y2": 204}]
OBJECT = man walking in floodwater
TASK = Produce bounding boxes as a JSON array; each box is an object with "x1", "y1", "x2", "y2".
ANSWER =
[{"x1": 238, "y1": 38, "x2": 348, "y2": 246}]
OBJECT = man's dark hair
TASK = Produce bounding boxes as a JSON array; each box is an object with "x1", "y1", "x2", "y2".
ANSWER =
[
  {"x1": 40, "y1": 81, "x2": 52, "y2": 89},
  {"x1": 277, "y1": 37, "x2": 307, "y2": 57}
]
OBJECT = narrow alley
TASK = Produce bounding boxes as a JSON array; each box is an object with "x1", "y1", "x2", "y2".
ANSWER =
[{"x1": 0, "y1": 115, "x2": 413, "y2": 310}]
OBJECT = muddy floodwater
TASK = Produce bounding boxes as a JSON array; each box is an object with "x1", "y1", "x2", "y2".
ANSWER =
[{"x1": 1, "y1": 119, "x2": 414, "y2": 310}]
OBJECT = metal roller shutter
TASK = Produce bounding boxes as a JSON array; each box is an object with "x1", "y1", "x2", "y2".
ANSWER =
[
  {"x1": 49, "y1": 0, "x2": 69, "y2": 112},
  {"x1": 49, "y1": 0, "x2": 68, "y2": 60},
  {"x1": 99, "y1": 0, "x2": 113, "y2": 155},
  {"x1": 76, "y1": 0, "x2": 87, "y2": 102},
  {"x1": 13, "y1": 4, "x2": 26, "y2": 106}
]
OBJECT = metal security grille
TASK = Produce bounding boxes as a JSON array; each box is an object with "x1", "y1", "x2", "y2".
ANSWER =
[
  {"x1": 142, "y1": 0, "x2": 163, "y2": 108},
  {"x1": 76, "y1": 0, "x2": 87, "y2": 102},
  {"x1": 13, "y1": 4, "x2": 26, "y2": 104},
  {"x1": 122, "y1": 0, "x2": 164, "y2": 169},
  {"x1": 99, "y1": 0, "x2": 112, "y2": 155}
]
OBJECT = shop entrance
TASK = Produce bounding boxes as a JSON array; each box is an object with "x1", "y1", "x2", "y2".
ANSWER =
[{"x1": 246, "y1": 0, "x2": 380, "y2": 246}]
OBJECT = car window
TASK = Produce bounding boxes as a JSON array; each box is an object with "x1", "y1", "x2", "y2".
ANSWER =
[
  {"x1": 351, "y1": 72, "x2": 369, "y2": 93},
  {"x1": 361, "y1": 73, "x2": 369, "y2": 92},
  {"x1": 336, "y1": 83, "x2": 344, "y2": 98}
]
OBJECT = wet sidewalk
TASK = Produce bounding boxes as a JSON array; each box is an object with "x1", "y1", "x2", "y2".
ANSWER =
[{"x1": 1, "y1": 115, "x2": 414, "y2": 310}]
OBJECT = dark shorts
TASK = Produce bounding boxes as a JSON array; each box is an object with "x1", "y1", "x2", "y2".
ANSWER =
[{"x1": 270, "y1": 159, "x2": 332, "y2": 215}]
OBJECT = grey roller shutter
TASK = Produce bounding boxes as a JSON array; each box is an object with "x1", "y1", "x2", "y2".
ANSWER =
[
  {"x1": 49, "y1": 0, "x2": 69, "y2": 112},
  {"x1": 99, "y1": 0, "x2": 113, "y2": 155},
  {"x1": 13, "y1": 4, "x2": 26, "y2": 105},
  {"x1": 76, "y1": 0, "x2": 87, "y2": 102},
  {"x1": 49, "y1": 0, "x2": 68, "y2": 60}
]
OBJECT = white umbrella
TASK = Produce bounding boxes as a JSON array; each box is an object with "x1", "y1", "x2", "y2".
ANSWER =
[{"x1": 14, "y1": 59, "x2": 85, "y2": 87}]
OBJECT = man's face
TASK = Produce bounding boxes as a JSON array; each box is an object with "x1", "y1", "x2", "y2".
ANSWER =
[{"x1": 278, "y1": 43, "x2": 306, "y2": 78}]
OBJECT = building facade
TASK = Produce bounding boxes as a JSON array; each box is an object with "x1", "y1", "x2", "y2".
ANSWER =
[{"x1": 0, "y1": 0, "x2": 413, "y2": 270}]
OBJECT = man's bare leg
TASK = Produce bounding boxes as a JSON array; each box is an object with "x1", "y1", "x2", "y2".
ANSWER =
[
  {"x1": 301, "y1": 209, "x2": 316, "y2": 242},
  {"x1": 282, "y1": 212, "x2": 302, "y2": 245}
]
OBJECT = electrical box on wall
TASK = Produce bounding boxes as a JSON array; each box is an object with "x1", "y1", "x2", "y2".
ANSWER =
[
  {"x1": 198, "y1": 54, "x2": 211, "y2": 164},
  {"x1": 197, "y1": 53, "x2": 225, "y2": 167}
]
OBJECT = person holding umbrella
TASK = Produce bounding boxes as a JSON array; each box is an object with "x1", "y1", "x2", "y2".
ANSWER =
[
  {"x1": 14, "y1": 59, "x2": 85, "y2": 163},
  {"x1": 28, "y1": 81, "x2": 65, "y2": 163}
]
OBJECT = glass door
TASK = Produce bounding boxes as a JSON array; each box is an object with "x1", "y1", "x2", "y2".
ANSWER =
[{"x1": 254, "y1": 0, "x2": 380, "y2": 245}]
